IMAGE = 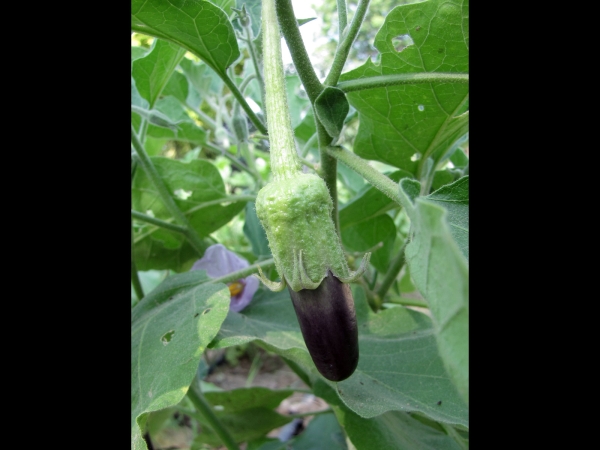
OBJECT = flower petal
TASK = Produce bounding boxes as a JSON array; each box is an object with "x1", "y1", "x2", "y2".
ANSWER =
[{"x1": 190, "y1": 244, "x2": 257, "y2": 312}]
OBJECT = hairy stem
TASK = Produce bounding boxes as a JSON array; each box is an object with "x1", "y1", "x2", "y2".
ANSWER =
[
  {"x1": 131, "y1": 126, "x2": 208, "y2": 255},
  {"x1": 324, "y1": 0, "x2": 371, "y2": 87},
  {"x1": 262, "y1": 0, "x2": 303, "y2": 180},
  {"x1": 337, "y1": 73, "x2": 469, "y2": 93},
  {"x1": 326, "y1": 145, "x2": 403, "y2": 206},
  {"x1": 337, "y1": 0, "x2": 347, "y2": 38},
  {"x1": 187, "y1": 385, "x2": 240, "y2": 450},
  {"x1": 276, "y1": 0, "x2": 324, "y2": 103},
  {"x1": 317, "y1": 122, "x2": 339, "y2": 232}
]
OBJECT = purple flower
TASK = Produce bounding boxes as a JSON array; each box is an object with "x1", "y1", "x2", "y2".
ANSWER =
[{"x1": 190, "y1": 244, "x2": 259, "y2": 312}]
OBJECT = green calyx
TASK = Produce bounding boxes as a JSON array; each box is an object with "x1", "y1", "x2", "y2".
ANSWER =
[
  {"x1": 254, "y1": 0, "x2": 368, "y2": 292},
  {"x1": 255, "y1": 173, "x2": 369, "y2": 292}
]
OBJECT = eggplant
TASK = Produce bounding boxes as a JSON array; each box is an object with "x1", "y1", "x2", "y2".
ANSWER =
[{"x1": 288, "y1": 271, "x2": 359, "y2": 381}]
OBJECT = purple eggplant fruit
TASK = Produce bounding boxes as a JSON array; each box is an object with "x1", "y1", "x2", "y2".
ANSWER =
[{"x1": 288, "y1": 270, "x2": 359, "y2": 381}]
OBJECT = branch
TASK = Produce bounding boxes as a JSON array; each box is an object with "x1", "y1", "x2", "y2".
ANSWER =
[
  {"x1": 324, "y1": 0, "x2": 371, "y2": 86},
  {"x1": 337, "y1": 73, "x2": 469, "y2": 93},
  {"x1": 326, "y1": 146, "x2": 403, "y2": 206}
]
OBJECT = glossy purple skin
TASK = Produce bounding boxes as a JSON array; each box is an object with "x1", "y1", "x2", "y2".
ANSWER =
[{"x1": 288, "y1": 271, "x2": 359, "y2": 381}]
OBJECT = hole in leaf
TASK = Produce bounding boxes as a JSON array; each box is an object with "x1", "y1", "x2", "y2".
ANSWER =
[
  {"x1": 410, "y1": 153, "x2": 421, "y2": 162},
  {"x1": 161, "y1": 330, "x2": 175, "y2": 345},
  {"x1": 418, "y1": 105, "x2": 425, "y2": 111},
  {"x1": 392, "y1": 34, "x2": 414, "y2": 52}
]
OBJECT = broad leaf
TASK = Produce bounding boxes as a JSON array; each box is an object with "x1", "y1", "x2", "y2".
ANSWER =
[
  {"x1": 424, "y1": 176, "x2": 468, "y2": 260},
  {"x1": 190, "y1": 387, "x2": 295, "y2": 446},
  {"x1": 132, "y1": 157, "x2": 247, "y2": 271},
  {"x1": 179, "y1": 57, "x2": 225, "y2": 98},
  {"x1": 314, "y1": 379, "x2": 465, "y2": 450},
  {"x1": 131, "y1": 0, "x2": 240, "y2": 77},
  {"x1": 339, "y1": 0, "x2": 469, "y2": 174},
  {"x1": 131, "y1": 96, "x2": 207, "y2": 145},
  {"x1": 133, "y1": 237, "x2": 200, "y2": 273},
  {"x1": 339, "y1": 170, "x2": 413, "y2": 228},
  {"x1": 291, "y1": 413, "x2": 347, "y2": 450},
  {"x1": 398, "y1": 177, "x2": 469, "y2": 404},
  {"x1": 210, "y1": 286, "x2": 468, "y2": 426},
  {"x1": 204, "y1": 387, "x2": 294, "y2": 412},
  {"x1": 341, "y1": 215, "x2": 396, "y2": 273},
  {"x1": 314, "y1": 87, "x2": 350, "y2": 140},
  {"x1": 131, "y1": 271, "x2": 231, "y2": 449},
  {"x1": 243, "y1": 202, "x2": 271, "y2": 259},
  {"x1": 132, "y1": 38, "x2": 186, "y2": 109}
]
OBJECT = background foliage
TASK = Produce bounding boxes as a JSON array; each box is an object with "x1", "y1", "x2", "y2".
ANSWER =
[{"x1": 131, "y1": 0, "x2": 468, "y2": 448}]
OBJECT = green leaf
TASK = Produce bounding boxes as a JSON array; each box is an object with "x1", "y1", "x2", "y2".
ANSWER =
[
  {"x1": 132, "y1": 76, "x2": 149, "y2": 109},
  {"x1": 314, "y1": 87, "x2": 350, "y2": 140},
  {"x1": 162, "y1": 70, "x2": 189, "y2": 104},
  {"x1": 243, "y1": 202, "x2": 271, "y2": 259},
  {"x1": 449, "y1": 147, "x2": 468, "y2": 169},
  {"x1": 337, "y1": 163, "x2": 366, "y2": 194},
  {"x1": 424, "y1": 176, "x2": 468, "y2": 260},
  {"x1": 291, "y1": 413, "x2": 347, "y2": 450},
  {"x1": 339, "y1": 0, "x2": 469, "y2": 174},
  {"x1": 210, "y1": 286, "x2": 468, "y2": 426},
  {"x1": 180, "y1": 57, "x2": 225, "y2": 98},
  {"x1": 190, "y1": 389, "x2": 294, "y2": 445},
  {"x1": 131, "y1": 0, "x2": 241, "y2": 77},
  {"x1": 286, "y1": 75, "x2": 311, "y2": 129},
  {"x1": 132, "y1": 157, "x2": 247, "y2": 270},
  {"x1": 398, "y1": 176, "x2": 469, "y2": 404},
  {"x1": 133, "y1": 237, "x2": 200, "y2": 273},
  {"x1": 247, "y1": 437, "x2": 289, "y2": 450},
  {"x1": 132, "y1": 38, "x2": 186, "y2": 108},
  {"x1": 314, "y1": 380, "x2": 463, "y2": 450},
  {"x1": 340, "y1": 170, "x2": 412, "y2": 228},
  {"x1": 341, "y1": 215, "x2": 396, "y2": 273},
  {"x1": 131, "y1": 272, "x2": 231, "y2": 449}
]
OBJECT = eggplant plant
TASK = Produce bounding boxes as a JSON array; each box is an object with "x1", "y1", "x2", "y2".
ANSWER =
[{"x1": 131, "y1": 0, "x2": 468, "y2": 449}]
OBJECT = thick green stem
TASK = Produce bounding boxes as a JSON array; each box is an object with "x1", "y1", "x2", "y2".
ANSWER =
[
  {"x1": 276, "y1": 0, "x2": 324, "y2": 103},
  {"x1": 317, "y1": 122, "x2": 339, "y2": 232},
  {"x1": 375, "y1": 239, "x2": 407, "y2": 299},
  {"x1": 326, "y1": 145, "x2": 403, "y2": 206},
  {"x1": 337, "y1": 0, "x2": 347, "y2": 38},
  {"x1": 187, "y1": 384, "x2": 240, "y2": 450},
  {"x1": 131, "y1": 126, "x2": 207, "y2": 255},
  {"x1": 324, "y1": 0, "x2": 371, "y2": 87},
  {"x1": 337, "y1": 73, "x2": 469, "y2": 93},
  {"x1": 262, "y1": 0, "x2": 303, "y2": 180}
]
